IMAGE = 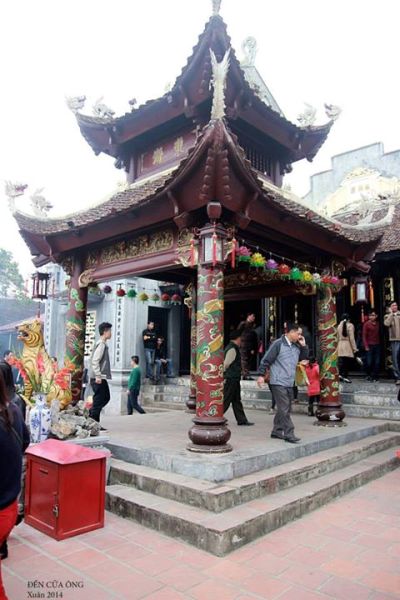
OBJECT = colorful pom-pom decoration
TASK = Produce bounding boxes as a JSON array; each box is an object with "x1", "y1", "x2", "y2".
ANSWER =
[
  {"x1": 312, "y1": 273, "x2": 321, "y2": 284},
  {"x1": 278, "y1": 263, "x2": 290, "y2": 275},
  {"x1": 302, "y1": 271, "x2": 313, "y2": 282},
  {"x1": 127, "y1": 289, "x2": 137, "y2": 298},
  {"x1": 171, "y1": 293, "x2": 182, "y2": 305},
  {"x1": 290, "y1": 267, "x2": 303, "y2": 281},
  {"x1": 161, "y1": 293, "x2": 171, "y2": 303},
  {"x1": 151, "y1": 293, "x2": 160, "y2": 302},
  {"x1": 330, "y1": 276, "x2": 340, "y2": 285},
  {"x1": 237, "y1": 246, "x2": 252, "y2": 263},
  {"x1": 250, "y1": 252, "x2": 266, "y2": 268},
  {"x1": 138, "y1": 292, "x2": 149, "y2": 302},
  {"x1": 321, "y1": 275, "x2": 332, "y2": 284},
  {"x1": 116, "y1": 287, "x2": 126, "y2": 297},
  {"x1": 103, "y1": 285, "x2": 112, "y2": 294},
  {"x1": 265, "y1": 258, "x2": 278, "y2": 271}
]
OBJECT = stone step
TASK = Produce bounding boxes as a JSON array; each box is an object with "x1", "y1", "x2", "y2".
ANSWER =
[
  {"x1": 106, "y1": 446, "x2": 400, "y2": 556},
  {"x1": 141, "y1": 397, "x2": 400, "y2": 421},
  {"x1": 353, "y1": 393, "x2": 399, "y2": 406},
  {"x1": 344, "y1": 404, "x2": 400, "y2": 420},
  {"x1": 108, "y1": 431, "x2": 400, "y2": 512}
]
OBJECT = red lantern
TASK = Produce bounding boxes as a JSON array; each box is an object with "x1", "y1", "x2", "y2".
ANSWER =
[
  {"x1": 171, "y1": 293, "x2": 181, "y2": 305},
  {"x1": 278, "y1": 263, "x2": 290, "y2": 275},
  {"x1": 161, "y1": 293, "x2": 171, "y2": 303}
]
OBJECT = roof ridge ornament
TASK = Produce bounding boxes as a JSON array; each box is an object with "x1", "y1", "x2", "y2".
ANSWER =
[
  {"x1": 241, "y1": 36, "x2": 258, "y2": 67},
  {"x1": 210, "y1": 48, "x2": 230, "y2": 120},
  {"x1": 4, "y1": 181, "x2": 28, "y2": 214},
  {"x1": 65, "y1": 95, "x2": 86, "y2": 114},
  {"x1": 297, "y1": 103, "x2": 317, "y2": 128},
  {"x1": 324, "y1": 103, "x2": 342, "y2": 122},
  {"x1": 212, "y1": 0, "x2": 222, "y2": 16},
  {"x1": 92, "y1": 97, "x2": 115, "y2": 120},
  {"x1": 30, "y1": 188, "x2": 53, "y2": 218}
]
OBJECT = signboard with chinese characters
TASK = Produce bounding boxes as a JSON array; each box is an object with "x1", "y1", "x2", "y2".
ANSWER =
[{"x1": 138, "y1": 130, "x2": 197, "y2": 178}]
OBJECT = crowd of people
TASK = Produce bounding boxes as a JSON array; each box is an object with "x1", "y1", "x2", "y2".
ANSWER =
[{"x1": 222, "y1": 303, "x2": 400, "y2": 444}]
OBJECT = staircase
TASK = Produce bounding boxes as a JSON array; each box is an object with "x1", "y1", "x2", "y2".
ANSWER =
[
  {"x1": 141, "y1": 377, "x2": 400, "y2": 420},
  {"x1": 105, "y1": 418, "x2": 400, "y2": 555}
]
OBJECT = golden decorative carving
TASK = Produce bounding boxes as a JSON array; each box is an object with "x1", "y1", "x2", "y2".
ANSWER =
[
  {"x1": 177, "y1": 228, "x2": 193, "y2": 248},
  {"x1": 83, "y1": 230, "x2": 174, "y2": 269},
  {"x1": 173, "y1": 137, "x2": 184, "y2": 156},
  {"x1": 78, "y1": 269, "x2": 96, "y2": 289},
  {"x1": 152, "y1": 147, "x2": 164, "y2": 165},
  {"x1": 59, "y1": 255, "x2": 74, "y2": 276},
  {"x1": 85, "y1": 251, "x2": 98, "y2": 268},
  {"x1": 176, "y1": 228, "x2": 197, "y2": 268}
]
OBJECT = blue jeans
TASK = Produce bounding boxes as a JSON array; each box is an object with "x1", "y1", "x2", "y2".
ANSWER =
[
  {"x1": 145, "y1": 348, "x2": 155, "y2": 379},
  {"x1": 155, "y1": 358, "x2": 173, "y2": 379},
  {"x1": 365, "y1": 344, "x2": 380, "y2": 379},
  {"x1": 390, "y1": 341, "x2": 400, "y2": 380}
]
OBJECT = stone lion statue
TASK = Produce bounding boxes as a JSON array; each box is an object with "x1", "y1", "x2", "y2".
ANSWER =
[{"x1": 16, "y1": 319, "x2": 72, "y2": 409}]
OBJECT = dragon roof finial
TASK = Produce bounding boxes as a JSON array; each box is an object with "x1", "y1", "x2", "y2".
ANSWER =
[{"x1": 212, "y1": 0, "x2": 222, "y2": 16}]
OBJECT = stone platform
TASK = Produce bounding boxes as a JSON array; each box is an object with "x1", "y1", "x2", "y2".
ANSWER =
[
  {"x1": 102, "y1": 412, "x2": 400, "y2": 555},
  {"x1": 141, "y1": 376, "x2": 400, "y2": 420}
]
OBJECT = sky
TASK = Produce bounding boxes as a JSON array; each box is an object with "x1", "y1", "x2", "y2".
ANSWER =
[{"x1": 0, "y1": 0, "x2": 399, "y2": 278}]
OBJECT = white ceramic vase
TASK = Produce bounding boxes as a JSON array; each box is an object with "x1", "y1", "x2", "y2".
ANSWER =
[{"x1": 29, "y1": 393, "x2": 51, "y2": 443}]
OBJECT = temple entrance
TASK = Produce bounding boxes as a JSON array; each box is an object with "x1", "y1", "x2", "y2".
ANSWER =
[
  {"x1": 225, "y1": 298, "x2": 262, "y2": 372},
  {"x1": 148, "y1": 306, "x2": 169, "y2": 342}
]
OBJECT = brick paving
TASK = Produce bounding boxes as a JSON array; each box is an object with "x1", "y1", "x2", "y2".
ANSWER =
[{"x1": 2, "y1": 469, "x2": 400, "y2": 600}]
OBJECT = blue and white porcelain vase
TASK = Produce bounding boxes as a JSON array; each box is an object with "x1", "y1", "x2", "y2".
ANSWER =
[{"x1": 29, "y1": 393, "x2": 51, "y2": 443}]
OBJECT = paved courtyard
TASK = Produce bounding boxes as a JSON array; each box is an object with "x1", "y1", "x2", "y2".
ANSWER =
[{"x1": 3, "y1": 468, "x2": 400, "y2": 599}]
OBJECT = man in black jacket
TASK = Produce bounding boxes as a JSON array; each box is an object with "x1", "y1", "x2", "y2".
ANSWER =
[
  {"x1": 223, "y1": 331, "x2": 254, "y2": 426},
  {"x1": 142, "y1": 321, "x2": 157, "y2": 380}
]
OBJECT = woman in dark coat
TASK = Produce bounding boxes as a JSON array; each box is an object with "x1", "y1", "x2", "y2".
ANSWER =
[{"x1": 0, "y1": 366, "x2": 29, "y2": 598}]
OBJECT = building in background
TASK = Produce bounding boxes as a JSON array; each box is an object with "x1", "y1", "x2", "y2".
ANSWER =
[{"x1": 303, "y1": 142, "x2": 400, "y2": 373}]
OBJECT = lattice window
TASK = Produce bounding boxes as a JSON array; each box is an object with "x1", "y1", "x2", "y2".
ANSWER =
[
  {"x1": 242, "y1": 143, "x2": 272, "y2": 177},
  {"x1": 84, "y1": 311, "x2": 96, "y2": 357}
]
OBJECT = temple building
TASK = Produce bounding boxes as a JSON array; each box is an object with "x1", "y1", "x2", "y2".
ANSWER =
[
  {"x1": 303, "y1": 142, "x2": 400, "y2": 370},
  {"x1": 11, "y1": 3, "x2": 391, "y2": 451}
]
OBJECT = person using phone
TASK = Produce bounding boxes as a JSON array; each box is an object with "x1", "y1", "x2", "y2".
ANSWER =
[{"x1": 257, "y1": 323, "x2": 308, "y2": 443}]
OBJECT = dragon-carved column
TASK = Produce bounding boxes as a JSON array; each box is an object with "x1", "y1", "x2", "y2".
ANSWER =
[
  {"x1": 185, "y1": 284, "x2": 197, "y2": 412},
  {"x1": 187, "y1": 207, "x2": 232, "y2": 453},
  {"x1": 64, "y1": 256, "x2": 89, "y2": 403},
  {"x1": 315, "y1": 285, "x2": 346, "y2": 425}
]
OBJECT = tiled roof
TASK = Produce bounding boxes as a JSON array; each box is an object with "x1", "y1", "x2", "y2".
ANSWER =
[
  {"x1": 13, "y1": 169, "x2": 176, "y2": 236},
  {"x1": 377, "y1": 203, "x2": 400, "y2": 253},
  {"x1": 76, "y1": 15, "x2": 331, "y2": 159},
  {"x1": 259, "y1": 177, "x2": 387, "y2": 244}
]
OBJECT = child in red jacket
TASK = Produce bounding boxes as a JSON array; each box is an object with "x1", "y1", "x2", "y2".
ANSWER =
[{"x1": 305, "y1": 356, "x2": 320, "y2": 416}]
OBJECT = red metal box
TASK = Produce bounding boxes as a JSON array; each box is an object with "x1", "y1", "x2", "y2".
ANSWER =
[{"x1": 25, "y1": 439, "x2": 106, "y2": 540}]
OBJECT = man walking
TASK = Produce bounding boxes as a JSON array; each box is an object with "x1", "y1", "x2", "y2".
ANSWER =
[
  {"x1": 142, "y1": 321, "x2": 157, "y2": 380},
  {"x1": 384, "y1": 302, "x2": 400, "y2": 384},
  {"x1": 223, "y1": 331, "x2": 254, "y2": 426},
  {"x1": 257, "y1": 323, "x2": 308, "y2": 443},
  {"x1": 88, "y1": 322, "x2": 112, "y2": 426},
  {"x1": 362, "y1": 311, "x2": 381, "y2": 382}
]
